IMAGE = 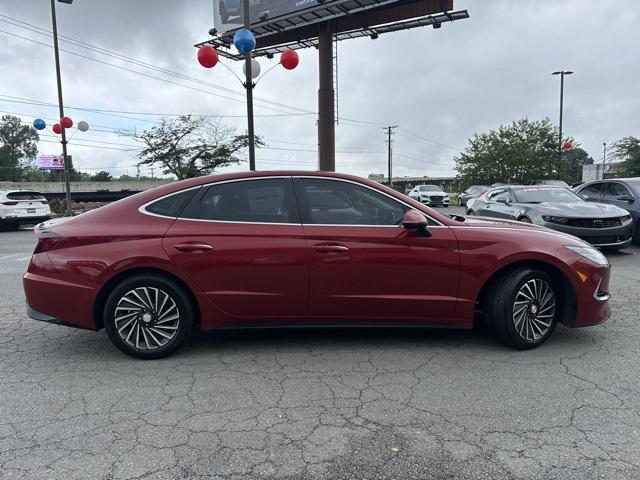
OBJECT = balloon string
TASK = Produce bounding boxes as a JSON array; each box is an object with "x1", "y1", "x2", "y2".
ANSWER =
[
  {"x1": 253, "y1": 62, "x2": 280, "y2": 87},
  {"x1": 217, "y1": 61, "x2": 245, "y2": 87}
]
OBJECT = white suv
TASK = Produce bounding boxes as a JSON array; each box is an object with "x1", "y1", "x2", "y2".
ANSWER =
[
  {"x1": 0, "y1": 190, "x2": 51, "y2": 230},
  {"x1": 408, "y1": 185, "x2": 450, "y2": 207}
]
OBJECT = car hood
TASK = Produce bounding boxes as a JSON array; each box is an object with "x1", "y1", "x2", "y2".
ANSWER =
[
  {"x1": 460, "y1": 216, "x2": 587, "y2": 244},
  {"x1": 522, "y1": 202, "x2": 628, "y2": 218}
]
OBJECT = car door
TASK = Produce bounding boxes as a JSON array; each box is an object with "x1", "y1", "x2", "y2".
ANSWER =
[
  {"x1": 293, "y1": 177, "x2": 460, "y2": 321},
  {"x1": 162, "y1": 177, "x2": 309, "y2": 318},
  {"x1": 476, "y1": 189, "x2": 509, "y2": 218},
  {"x1": 485, "y1": 189, "x2": 517, "y2": 219}
]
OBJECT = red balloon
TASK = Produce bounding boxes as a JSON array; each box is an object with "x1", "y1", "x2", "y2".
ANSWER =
[
  {"x1": 562, "y1": 141, "x2": 573, "y2": 151},
  {"x1": 280, "y1": 49, "x2": 299, "y2": 70},
  {"x1": 52, "y1": 123, "x2": 62, "y2": 134},
  {"x1": 60, "y1": 116, "x2": 73, "y2": 129},
  {"x1": 197, "y1": 45, "x2": 218, "y2": 68}
]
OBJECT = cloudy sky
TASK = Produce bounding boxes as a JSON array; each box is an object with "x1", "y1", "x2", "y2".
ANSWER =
[{"x1": 0, "y1": 0, "x2": 638, "y2": 179}]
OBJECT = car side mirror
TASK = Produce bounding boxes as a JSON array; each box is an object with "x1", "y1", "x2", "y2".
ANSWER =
[
  {"x1": 617, "y1": 195, "x2": 635, "y2": 204},
  {"x1": 402, "y1": 210, "x2": 431, "y2": 237}
]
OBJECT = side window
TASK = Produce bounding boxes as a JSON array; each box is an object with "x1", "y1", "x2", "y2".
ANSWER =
[
  {"x1": 145, "y1": 189, "x2": 198, "y2": 218},
  {"x1": 580, "y1": 183, "x2": 603, "y2": 198},
  {"x1": 295, "y1": 178, "x2": 407, "y2": 226},
  {"x1": 487, "y1": 189, "x2": 508, "y2": 202},
  {"x1": 605, "y1": 183, "x2": 632, "y2": 199},
  {"x1": 181, "y1": 178, "x2": 298, "y2": 224}
]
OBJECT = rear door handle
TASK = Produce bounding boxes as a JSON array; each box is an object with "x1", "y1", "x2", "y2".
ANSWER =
[
  {"x1": 312, "y1": 243, "x2": 349, "y2": 254},
  {"x1": 173, "y1": 242, "x2": 214, "y2": 252}
]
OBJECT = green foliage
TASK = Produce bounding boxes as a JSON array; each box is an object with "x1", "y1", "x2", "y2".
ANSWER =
[
  {"x1": 0, "y1": 115, "x2": 39, "y2": 181},
  {"x1": 90, "y1": 170, "x2": 113, "y2": 182},
  {"x1": 455, "y1": 118, "x2": 591, "y2": 187},
  {"x1": 612, "y1": 137, "x2": 640, "y2": 177},
  {"x1": 48, "y1": 198, "x2": 68, "y2": 215},
  {"x1": 125, "y1": 115, "x2": 261, "y2": 180}
]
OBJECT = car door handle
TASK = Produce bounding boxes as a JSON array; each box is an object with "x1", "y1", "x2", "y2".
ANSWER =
[
  {"x1": 311, "y1": 243, "x2": 349, "y2": 254},
  {"x1": 173, "y1": 242, "x2": 214, "y2": 252}
]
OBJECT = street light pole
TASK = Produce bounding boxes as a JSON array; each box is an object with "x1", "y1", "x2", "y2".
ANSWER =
[
  {"x1": 50, "y1": 0, "x2": 73, "y2": 217},
  {"x1": 602, "y1": 142, "x2": 607, "y2": 180},
  {"x1": 551, "y1": 70, "x2": 573, "y2": 164},
  {"x1": 242, "y1": 0, "x2": 256, "y2": 171}
]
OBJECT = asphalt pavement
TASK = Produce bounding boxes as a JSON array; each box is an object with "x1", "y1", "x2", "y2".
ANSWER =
[{"x1": 1, "y1": 210, "x2": 640, "y2": 479}]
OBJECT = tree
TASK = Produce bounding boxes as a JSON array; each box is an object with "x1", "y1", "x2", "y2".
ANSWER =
[
  {"x1": 90, "y1": 170, "x2": 113, "y2": 182},
  {"x1": 612, "y1": 137, "x2": 640, "y2": 177},
  {"x1": 124, "y1": 115, "x2": 260, "y2": 180},
  {"x1": 455, "y1": 118, "x2": 586, "y2": 186},
  {"x1": 0, "y1": 115, "x2": 39, "y2": 181}
]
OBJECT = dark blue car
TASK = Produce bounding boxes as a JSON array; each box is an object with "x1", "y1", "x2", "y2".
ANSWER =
[{"x1": 574, "y1": 178, "x2": 640, "y2": 244}]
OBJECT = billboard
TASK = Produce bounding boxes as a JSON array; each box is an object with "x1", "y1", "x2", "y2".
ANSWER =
[
  {"x1": 213, "y1": 0, "x2": 317, "y2": 34},
  {"x1": 36, "y1": 155, "x2": 65, "y2": 170}
]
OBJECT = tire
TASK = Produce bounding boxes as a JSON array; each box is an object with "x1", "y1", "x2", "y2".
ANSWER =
[
  {"x1": 466, "y1": 210, "x2": 475, "y2": 216},
  {"x1": 103, "y1": 274, "x2": 195, "y2": 359},
  {"x1": 518, "y1": 217, "x2": 532, "y2": 223},
  {"x1": 485, "y1": 268, "x2": 558, "y2": 349},
  {"x1": 443, "y1": 204, "x2": 448, "y2": 208}
]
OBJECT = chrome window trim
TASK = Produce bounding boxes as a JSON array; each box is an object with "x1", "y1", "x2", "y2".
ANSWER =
[{"x1": 139, "y1": 175, "x2": 446, "y2": 227}]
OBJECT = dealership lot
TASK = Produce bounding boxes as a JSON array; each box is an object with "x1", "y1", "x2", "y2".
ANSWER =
[{"x1": 1, "y1": 214, "x2": 640, "y2": 479}]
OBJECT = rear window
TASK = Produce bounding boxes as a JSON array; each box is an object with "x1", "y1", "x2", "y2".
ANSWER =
[
  {"x1": 7, "y1": 192, "x2": 44, "y2": 201},
  {"x1": 145, "y1": 189, "x2": 198, "y2": 218}
]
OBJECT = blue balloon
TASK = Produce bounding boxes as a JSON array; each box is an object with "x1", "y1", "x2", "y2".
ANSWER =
[
  {"x1": 233, "y1": 28, "x2": 256, "y2": 54},
  {"x1": 33, "y1": 119, "x2": 46, "y2": 130}
]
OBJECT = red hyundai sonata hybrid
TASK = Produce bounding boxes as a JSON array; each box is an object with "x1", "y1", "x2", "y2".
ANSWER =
[{"x1": 23, "y1": 172, "x2": 611, "y2": 358}]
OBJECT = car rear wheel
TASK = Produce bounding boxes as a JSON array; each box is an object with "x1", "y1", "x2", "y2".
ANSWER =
[
  {"x1": 103, "y1": 274, "x2": 194, "y2": 359},
  {"x1": 485, "y1": 268, "x2": 558, "y2": 349}
]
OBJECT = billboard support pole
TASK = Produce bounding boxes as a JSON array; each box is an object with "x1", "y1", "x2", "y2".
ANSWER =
[
  {"x1": 318, "y1": 22, "x2": 335, "y2": 172},
  {"x1": 243, "y1": 0, "x2": 256, "y2": 171},
  {"x1": 50, "y1": 0, "x2": 73, "y2": 217}
]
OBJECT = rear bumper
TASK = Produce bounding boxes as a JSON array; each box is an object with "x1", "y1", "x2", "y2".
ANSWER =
[
  {"x1": 17, "y1": 215, "x2": 51, "y2": 225},
  {"x1": 23, "y1": 271, "x2": 98, "y2": 330}
]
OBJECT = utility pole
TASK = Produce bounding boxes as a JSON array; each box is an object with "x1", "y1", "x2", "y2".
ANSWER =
[
  {"x1": 385, "y1": 126, "x2": 397, "y2": 186},
  {"x1": 50, "y1": 0, "x2": 73, "y2": 217},
  {"x1": 552, "y1": 70, "x2": 573, "y2": 164},
  {"x1": 602, "y1": 142, "x2": 607, "y2": 180},
  {"x1": 243, "y1": 0, "x2": 256, "y2": 171},
  {"x1": 318, "y1": 22, "x2": 335, "y2": 172}
]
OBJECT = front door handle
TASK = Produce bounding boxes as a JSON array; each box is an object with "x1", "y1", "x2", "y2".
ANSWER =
[
  {"x1": 173, "y1": 242, "x2": 214, "y2": 252},
  {"x1": 312, "y1": 243, "x2": 349, "y2": 254}
]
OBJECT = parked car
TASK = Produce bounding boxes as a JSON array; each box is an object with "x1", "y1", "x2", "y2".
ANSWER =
[
  {"x1": 459, "y1": 185, "x2": 491, "y2": 207},
  {"x1": 0, "y1": 190, "x2": 51, "y2": 231},
  {"x1": 524, "y1": 179, "x2": 570, "y2": 188},
  {"x1": 24, "y1": 172, "x2": 612, "y2": 358},
  {"x1": 408, "y1": 184, "x2": 449, "y2": 207},
  {"x1": 467, "y1": 185, "x2": 633, "y2": 251},
  {"x1": 573, "y1": 178, "x2": 640, "y2": 244}
]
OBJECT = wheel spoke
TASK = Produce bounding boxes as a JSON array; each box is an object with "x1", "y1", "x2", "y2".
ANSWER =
[
  {"x1": 131, "y1": 289, "x2": 152, "y2": 310},
  {"x1": 117, "y1": 317, "x2": 136, "y2": 334},
  {"x1": 512, "y1": 277, "x2": 555, "y2": 343}
]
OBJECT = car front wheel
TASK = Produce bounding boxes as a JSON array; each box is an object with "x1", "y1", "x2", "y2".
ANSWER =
[
  {"x1": 485, "y1": 268, "x2": 558, "y2": 349},
  {"x1": 103, "y1": 274, "x2": 195, "y2": 359}
]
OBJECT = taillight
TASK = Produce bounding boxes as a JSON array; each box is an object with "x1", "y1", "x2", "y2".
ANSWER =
[
  {"x1": 34, "y1": 237, "x2": 61, "y2": 254},
  {"x1": 2, "y1": 201, "x2": 18, "y2": 206},
  {"x1": 41, "y1": 200, "x2": 49, "y2": 205}
]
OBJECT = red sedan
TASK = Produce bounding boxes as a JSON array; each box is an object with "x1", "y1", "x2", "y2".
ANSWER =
[{"x1": 23, "y1": 172, "x2": 611, "y2": 358}]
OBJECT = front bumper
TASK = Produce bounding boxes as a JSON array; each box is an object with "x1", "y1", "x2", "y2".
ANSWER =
[
  {"x1": 419, "y1": 196, "x2": 450, "y2": 205},
  {"x1": 571, "y1": 263, "x2": 611, "y2": 327},
  {"x1": 541, "y1": 220, "x2": 633, "y2": 247}
]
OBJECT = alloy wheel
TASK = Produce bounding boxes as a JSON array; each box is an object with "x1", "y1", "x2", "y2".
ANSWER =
[
  {"x1": 114, "y1": 287, "x2": 180, "y2": 351},
  {"x1": 512, "y1": 278, "x2": 555, "y2": 341}
]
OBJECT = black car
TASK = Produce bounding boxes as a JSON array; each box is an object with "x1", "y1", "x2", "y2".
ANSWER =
[
  {"x1": 467, "y1": 185, "x2": 633, "y2": 250},
  {"x1": 573, "y1": 178, "x2": 640, "y2": 244}
]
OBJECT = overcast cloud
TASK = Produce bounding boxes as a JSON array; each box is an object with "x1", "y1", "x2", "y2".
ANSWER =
[{"x1": 0, "y1": 0, "x2": 638, "y2": 179}]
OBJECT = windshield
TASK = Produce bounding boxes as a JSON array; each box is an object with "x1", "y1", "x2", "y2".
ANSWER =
[
  {"x1": 627, "y1": 180, "x2": 640, "y2": 192},
  {"x1": 540, "y1": 180, "x2": 570, "y2": 188},
  {"x1": 512, "y1": 187, "x2": 582, "y2": 204},
  {"x1": 418, "y1": 185, "x2": 439, "y2": 192}
]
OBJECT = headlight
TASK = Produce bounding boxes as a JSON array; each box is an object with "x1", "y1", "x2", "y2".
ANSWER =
[
  {"x1": 565, "y1": 245, "x2": 609, "y2": 266},
  {"x1": 542, "y1": 215, "x2": 568, "y2": 223},
  {"x1": 622, "y1": 215, "x2": 632, "y2": 223}
]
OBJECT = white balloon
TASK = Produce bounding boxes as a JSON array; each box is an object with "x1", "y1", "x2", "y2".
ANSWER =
[
  {"x1": 77, "y1": 121, "x2": 89, "y2": 132},
  {"x1": 242, "y1": 58, "x2": 261, "y2": 79}
]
